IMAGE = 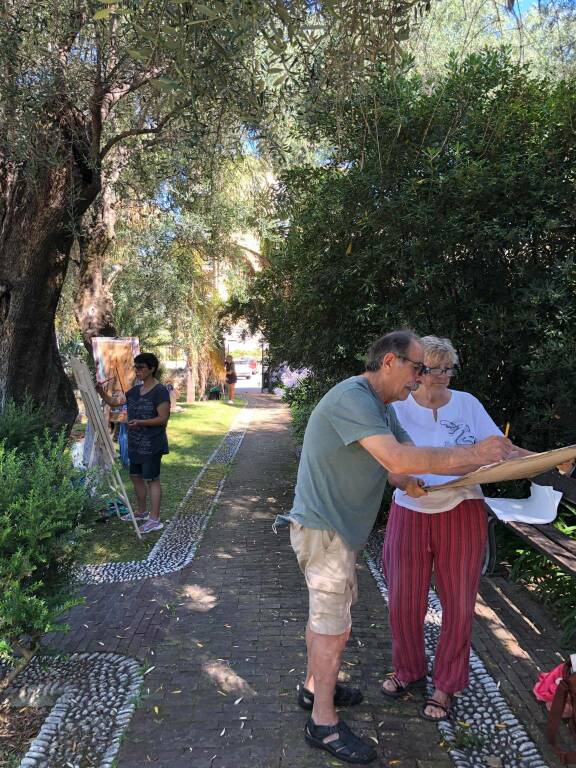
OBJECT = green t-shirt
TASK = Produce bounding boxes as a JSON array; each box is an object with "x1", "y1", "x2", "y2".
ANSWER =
[{"x1": 288, "y1": 375, "x2": 412, "y2": 550}]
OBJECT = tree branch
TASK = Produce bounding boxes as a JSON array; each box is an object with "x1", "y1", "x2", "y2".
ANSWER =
[
  {"x1": 106, "y1": 263, "x2": 124, "y2": 288},
  {"x1": 100, "y1": 106, "x2": 185, "y2": 159},
  {"x1": 100, "y1": 66, "x2": 165, "y2": 122},
  {"x1": 0, "y1": 642, "x2": 38, "y2": 695},
  {"x1": 57, "y1": 7, "x2": 88, "y2": 64}
]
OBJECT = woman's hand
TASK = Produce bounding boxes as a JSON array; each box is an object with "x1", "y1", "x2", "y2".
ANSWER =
[
  {"x1": 403, "y1": 477, "x2": 428, "y2": 498},
  {"x1": 470, "y1": 435, "x2": 515, "y2": 466},
  {"x1": 557, "y1": 459, "x2": 575, "y2": 475},
  {"x1": 128, "y1": 419, "x2": 141, "y2": 429}
]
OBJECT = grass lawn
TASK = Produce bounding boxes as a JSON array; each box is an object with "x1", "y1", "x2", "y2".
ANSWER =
[{"x1": 76, "y1": 400, "x2": 243, "y2": 565}]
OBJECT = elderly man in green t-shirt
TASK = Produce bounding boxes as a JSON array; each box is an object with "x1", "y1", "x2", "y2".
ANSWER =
[{"x1": 282, "y1": 330, "x2": 515, "y2": 764}]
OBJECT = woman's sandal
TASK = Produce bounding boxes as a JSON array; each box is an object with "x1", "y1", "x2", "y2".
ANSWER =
[
  {"x1": 305, "y1": 717, "x2": 377, "y2": 764},
  {"x1": 419, "y1": 696, "x2": 453, "y2": 722},
  {"x1": 381, "y1": 674, "x2": 427, "y2": 700},
  {"x1": 298, "y1": 682, "x2": 363, "y2": 710}
]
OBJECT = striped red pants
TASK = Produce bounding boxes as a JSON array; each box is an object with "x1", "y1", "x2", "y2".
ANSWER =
[{"x1": 382, "y1": 499, "x2": 488, "y2": 693}]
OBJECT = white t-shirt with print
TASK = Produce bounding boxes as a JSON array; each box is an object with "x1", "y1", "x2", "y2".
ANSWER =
[{"x1": 392, "y1": 390, "x2": 502, "y2": 513}]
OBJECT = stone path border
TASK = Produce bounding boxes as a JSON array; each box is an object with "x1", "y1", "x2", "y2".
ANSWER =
[
  {"x1": 365, "y1": 535, "x2": 548, "y2": 768},
  {"x1": 3, "y1": 653, "x2": 142, "y2": 768},
  {"x1": 76, "y1": 407, "x2": 251, "y2": 585}
]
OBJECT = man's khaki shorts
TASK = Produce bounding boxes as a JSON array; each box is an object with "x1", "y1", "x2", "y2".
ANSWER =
[{"x1": 290, "y1": 522, "x2": 358, "y2": 635}]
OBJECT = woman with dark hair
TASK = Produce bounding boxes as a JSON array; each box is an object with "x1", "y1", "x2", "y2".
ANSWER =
[
  {"x1": 97, "y1": 352, "x2": 170, "y2": 534},
  {"x1": 225, "y1": 354, "x2": 237, "y2": 404}
]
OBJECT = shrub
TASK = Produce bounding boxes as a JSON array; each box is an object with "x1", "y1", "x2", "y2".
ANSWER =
[
  {"x1": 0, "y1": 431, "x2": 92, "y2": 671},
  {"x1": 282, "y1": 376, "x2": 327, "y2": 443},
  {"x1": 500, "y1": 502, "x2": 576, "y2": 647},
  {"x1": 240, "y1": 50, "x2": 576, "y2": 453},
  {"x1": 0, "y1": 396, "x2": 52, "y2": 453},
  {"x1": 289, "y1": 402, "x2": 316, "y2": 444}
]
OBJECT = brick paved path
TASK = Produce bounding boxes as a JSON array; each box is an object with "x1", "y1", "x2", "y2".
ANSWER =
[
  {"x1": 53, "y1": 395, "x2": 453, "y2": 767},
  {"x1": 51, "y1": 393, "x2": 564, "y2": 767}
]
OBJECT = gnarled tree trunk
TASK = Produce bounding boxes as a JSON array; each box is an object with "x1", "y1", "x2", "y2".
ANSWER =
[
  {"x1": 74, "y1": 181, "x2": 118, "y2": 353},
  {"x1": 0, "y1": 115, "x2": 100, "y2": 428}
]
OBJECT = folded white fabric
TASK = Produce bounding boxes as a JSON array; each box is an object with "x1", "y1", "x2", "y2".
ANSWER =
[{"x1": 484, "y1": 482, "x2": 563, "y2": 524}]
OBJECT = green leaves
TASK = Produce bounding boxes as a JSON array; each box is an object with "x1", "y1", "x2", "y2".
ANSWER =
[
  {"x1": 196, "y1": 3, "x2": 221, "y2": 18},
  {"x1": 241, "y1": 50, "x2": 576, "y2": 460},
  {"x1": 151, "y1": 77, "x2": 180, "y2": 92},
  {"x1": 0, "y1": 423, "x2": 90, "y2": 664},
  {"x1": 93, "y1": 7, "x2": 115, "y2": 20}
]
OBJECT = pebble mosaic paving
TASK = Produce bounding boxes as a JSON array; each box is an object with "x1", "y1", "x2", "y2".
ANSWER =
[{"x1": 2, "y1": 653, "x2": 142, "y2": 768}]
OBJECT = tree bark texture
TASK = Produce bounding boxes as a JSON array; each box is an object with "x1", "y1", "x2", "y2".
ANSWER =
[
  {"x1": 198, "y1": 345, "x2": 212, "y2": 400},
  {"x1": 74, "y1": 181, "x2": 119, "y2": 352},
  {"x1": 0, "y1": 112, "x2": 100, "y2": 427},
  {"x1": 186, "y1": 348, "x2": 197, "y2": 403}
]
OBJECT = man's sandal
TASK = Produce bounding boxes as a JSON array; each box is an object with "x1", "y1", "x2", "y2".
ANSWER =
[
  {"x1": 381, "y1": 675, "x2": 426, "y2": 700},
  {"x1": 297, "y1": 682, "x2": 363, "y2": 711},
  {"x1": 305, "y1": 717, "x2": 377, "y2": 764},
  {"x1": 419, "y1": 697, "x2": 453, "y2": 722}
]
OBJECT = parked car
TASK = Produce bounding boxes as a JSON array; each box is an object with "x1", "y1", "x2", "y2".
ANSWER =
[{"x1": 233, "y1": 358, "x2": 256, "y2": 379}]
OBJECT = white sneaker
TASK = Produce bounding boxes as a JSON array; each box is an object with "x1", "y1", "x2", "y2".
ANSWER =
[
  {"x1": 227, "y1": 400, "x2": 234, "y2": 404},
  {"x1": 139, "y1": 518, "x2": 164, "y2": 534}
]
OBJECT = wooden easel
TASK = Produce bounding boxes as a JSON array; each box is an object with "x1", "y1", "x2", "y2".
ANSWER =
[{"x1": 71, "y1": 358, "x2": 142, "y2": 540}]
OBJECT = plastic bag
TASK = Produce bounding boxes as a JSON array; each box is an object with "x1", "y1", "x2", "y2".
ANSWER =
[{"x1": 535, "y1": 663, "x2": 573, "y2": 718}]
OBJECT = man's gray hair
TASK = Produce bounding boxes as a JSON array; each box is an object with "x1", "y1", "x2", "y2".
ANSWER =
[{"x1": 365, "y1": 330, "x2": 420, "y2": 372}]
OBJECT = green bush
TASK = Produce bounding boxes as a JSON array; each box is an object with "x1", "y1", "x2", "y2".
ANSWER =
[
  {"x1": 282, "y1": 377, "x2": 327, "y2": 443},
  {"x1": 0, "y1": 396, "x2": 52, "y2": 453},
  {"x1": 240, "y1": 50, "x2": 576, "y2": 453},
  {"x1": 289, "y1": 402, "x2": 316, "y2": 444},
  {"x1": 0, "y1": 431, "x2": 92, "y2": 665}
]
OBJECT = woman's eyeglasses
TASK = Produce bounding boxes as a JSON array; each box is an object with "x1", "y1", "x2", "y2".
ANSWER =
[{"x1": 426, "y1": 366, "x2": 458, "y2": 377}]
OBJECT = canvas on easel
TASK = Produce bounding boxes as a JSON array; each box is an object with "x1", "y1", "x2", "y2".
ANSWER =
[
  {"x1": 92, "y1": 337, "x2": 140, "y2": 422},
  {"x1": 71, "y1": 358, "x2": 142, "y2": 540}
]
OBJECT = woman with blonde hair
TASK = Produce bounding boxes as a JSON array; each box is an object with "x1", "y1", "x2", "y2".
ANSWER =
[{"x1": 381, "y1": 335, "x2": 503, "y2": 721}]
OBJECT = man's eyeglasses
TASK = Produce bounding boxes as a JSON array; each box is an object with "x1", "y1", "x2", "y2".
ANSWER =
[
  {"x1": 426, "y1": 366, "x2": 458, "y2": 377},
  {"x1": 397, "y1": 356, "x2": 428, "y2": 376}
]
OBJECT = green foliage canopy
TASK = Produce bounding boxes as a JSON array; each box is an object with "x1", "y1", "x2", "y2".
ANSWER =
[{"x1": 239, "y1": 50, "x2": 576, "y2": 451}]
